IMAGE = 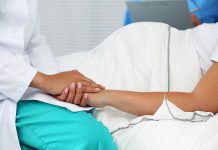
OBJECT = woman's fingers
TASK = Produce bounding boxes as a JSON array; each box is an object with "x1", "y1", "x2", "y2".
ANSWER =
[
  {"x1": 73, "y1": 83, "x2": 83, "y2": 105},
  {"x1": 66, "y1": 83, "x2": 76, "y2": 103}
]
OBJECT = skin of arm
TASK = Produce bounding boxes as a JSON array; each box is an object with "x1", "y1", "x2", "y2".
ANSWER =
[{"x1": 87, "y1": 62, "x2": 218, "y2": 116}]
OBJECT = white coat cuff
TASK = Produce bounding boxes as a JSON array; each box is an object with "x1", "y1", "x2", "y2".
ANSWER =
[{"x1": 7, "y1": 68, "x2": 37, "y2": 102}]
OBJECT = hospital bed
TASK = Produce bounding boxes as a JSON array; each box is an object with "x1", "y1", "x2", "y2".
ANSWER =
[
  {"x1": 55, "y1": 22, "x2": 218, "y2": 150},
  {"x1": 56, "y1": 50, "x2": 218, "y2": 150}
]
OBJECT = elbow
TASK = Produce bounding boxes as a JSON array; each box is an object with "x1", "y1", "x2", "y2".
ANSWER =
[{"x1": 192, "y1": 92, "x2": 218, "y2": 114}]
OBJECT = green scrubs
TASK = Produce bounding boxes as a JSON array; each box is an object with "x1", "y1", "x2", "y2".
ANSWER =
[{"x1": 16, "y1": 100, "x2": 117, "y2": 150}]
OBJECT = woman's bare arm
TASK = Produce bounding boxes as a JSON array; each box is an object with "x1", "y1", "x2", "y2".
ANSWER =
[{"x1": 87, "y1": 62, "x2": 218, "y2": 116}]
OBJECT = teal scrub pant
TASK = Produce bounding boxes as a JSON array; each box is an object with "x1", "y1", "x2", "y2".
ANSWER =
[{"x1": 16, "y1": 101, "x2": 117, "y2": 150}]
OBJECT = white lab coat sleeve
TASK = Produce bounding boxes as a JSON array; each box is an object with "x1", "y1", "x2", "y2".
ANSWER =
[
  {"x1": 0, "y1": 1, "x2": 38, "y2": 102},
  {"x1": 0, "y1": 50, "x2": 37, "y2": 102},
  {"x1": 26, "y1": 16, "x2": 59, "y2": 75}
]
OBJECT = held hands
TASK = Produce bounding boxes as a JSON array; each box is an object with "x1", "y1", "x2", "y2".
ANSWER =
[
  {"x1": 54, "y1": 82, "x2": 89, "y2": 107},
  {"x1": 31, "y1": 70, "x2": 105, "y2": 106},
  {"x1": 55, "y1": 84, "x2": 109, "y2": 107}
]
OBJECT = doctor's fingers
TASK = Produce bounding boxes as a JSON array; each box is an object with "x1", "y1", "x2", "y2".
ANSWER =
[
  {"x1": 65, "y1": 83, "x2": 76, "y2": 104},
  {"x1": 81, "y1": 86, "x2": 102, "y2": 93},
  {"x1": 74, "y1": 71, "x2": 95, "y2": 83},
  {"x1": 81, "y1": 81, "x2": 105, "y2": 90},
  {"x1": 77, "y1": 74, "x2": 104, "y2": 89},
  {"x1": 90, "y1": 82, "x2": 105, "y2": 90}
]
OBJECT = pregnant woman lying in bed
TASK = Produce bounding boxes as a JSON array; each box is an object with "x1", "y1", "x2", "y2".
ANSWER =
[
  {"x1": 75, "y1": 22, "x2": 218, "y2": 116},
  {"x1": 71, "y1": 22, "x2": 218, "y2": 150},
  {"x1": 56, "y1": 22, "x2": 218, "y2": 150}
]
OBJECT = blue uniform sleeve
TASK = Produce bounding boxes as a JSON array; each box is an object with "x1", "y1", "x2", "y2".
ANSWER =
[
  {"x1": 188, "y1": 0, "x2": 218, "y2": 23},
  {"x1": 124, "y1": 10, "x2": 132, "y2": 26}
]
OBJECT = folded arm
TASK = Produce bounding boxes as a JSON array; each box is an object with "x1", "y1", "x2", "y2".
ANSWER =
[{"x1": 87, "y1": 62, "x2": 218, "y2": 116}]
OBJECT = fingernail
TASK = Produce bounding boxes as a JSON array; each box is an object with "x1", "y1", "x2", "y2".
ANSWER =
[
  {"x1": 77, "y1": 83, "x2": 82, "y2": 88},
  {"x1": 71, "y1": 83, "x2": 75, "y2": 88},
  {"x1": 95, "y1": 88, "x2": 101, "y2": 91},
  {"x1": 64, "y1": 88, "x2": 69, "y2": 94}
]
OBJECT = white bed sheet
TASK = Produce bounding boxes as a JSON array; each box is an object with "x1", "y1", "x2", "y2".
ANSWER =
[
  {"x1": 56, "y1": 50, "x2": 218, "y2": 150},
  {"x1": 112, "y1": 113, "x2": 218, "y2": 150}
]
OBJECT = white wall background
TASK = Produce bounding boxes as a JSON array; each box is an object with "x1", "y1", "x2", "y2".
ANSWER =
[{"x1": 38, "y1": 0, "x2": 126, "y2": 56}]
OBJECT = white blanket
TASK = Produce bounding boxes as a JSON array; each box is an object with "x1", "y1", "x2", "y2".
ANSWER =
[{"x1": 56, "y1": 22, "x2": 217, "y2": 150}]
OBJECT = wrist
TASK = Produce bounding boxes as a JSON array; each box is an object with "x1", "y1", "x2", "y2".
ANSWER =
[
  {"x1": 30, "y1": 72, "x2": 49, "y2": 90},
  {"x1": 103, "y1": 90, "x2": 115, "y2": 106}
]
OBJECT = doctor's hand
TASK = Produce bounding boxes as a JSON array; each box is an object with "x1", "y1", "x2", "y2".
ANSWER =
[{"x1": 30, "y1": 71, "x2": 105, "y2": 100}]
